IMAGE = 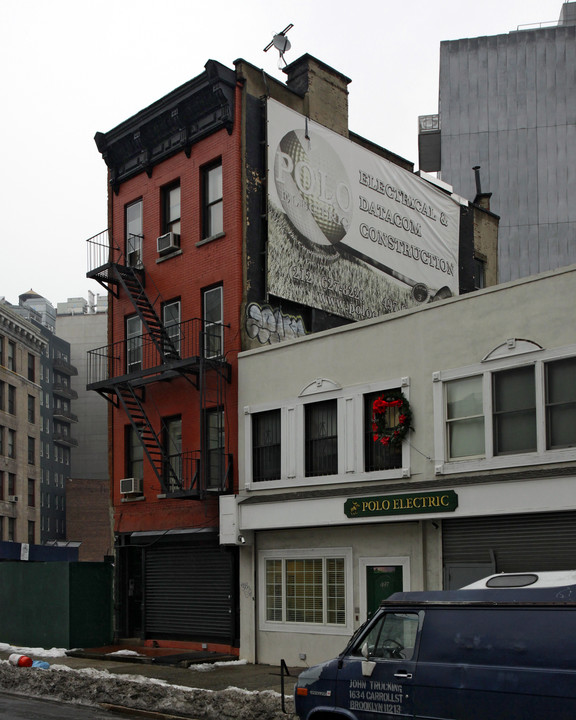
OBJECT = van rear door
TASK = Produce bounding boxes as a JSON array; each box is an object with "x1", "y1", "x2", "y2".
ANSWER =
[{"x1": 335, "y1": 610, "x2": 420, "y2": 719}]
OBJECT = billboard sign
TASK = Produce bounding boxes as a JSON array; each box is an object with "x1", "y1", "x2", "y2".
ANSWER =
[{"x1": 267, "y1": 99, "x2": 461, "y2": 321}]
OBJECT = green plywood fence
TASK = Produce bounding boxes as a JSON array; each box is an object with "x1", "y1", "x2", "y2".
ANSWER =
[{"x1": 0, "y1": 562, "x2": 112, "y2": 648}]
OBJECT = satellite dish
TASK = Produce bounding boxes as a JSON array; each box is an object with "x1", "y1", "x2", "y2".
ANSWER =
[{"x1": 264, "y1": 24, "x2": 293, "y2": 68}]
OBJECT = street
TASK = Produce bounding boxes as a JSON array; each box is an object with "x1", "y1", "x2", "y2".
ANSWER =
[{"x1": 0, "y1": 692, "x2": 145, "y2": 720}]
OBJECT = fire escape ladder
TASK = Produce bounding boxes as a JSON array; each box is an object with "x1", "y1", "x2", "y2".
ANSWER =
[
  {"x1": 112, "y1": 265, "x2": 180, "y2": 362},
  {"x1": 115, "y1": 384, "x2": 182, "y2": 494}
]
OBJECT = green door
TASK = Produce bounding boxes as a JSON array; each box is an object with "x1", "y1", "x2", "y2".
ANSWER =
[{"x1": 366, "y1": 565, "x2": 404, "y2": 617}]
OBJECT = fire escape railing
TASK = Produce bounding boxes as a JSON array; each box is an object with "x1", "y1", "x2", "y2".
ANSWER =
[
  {"x1": 86, "y1": 229, "x2": 232, "y2": 497},
  {"x1": 87, "y1": 318, "x2": 226, "y2": 387}
]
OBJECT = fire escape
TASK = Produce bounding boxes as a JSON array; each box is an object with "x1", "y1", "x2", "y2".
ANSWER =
[{"x1": 86, "y1": 231, "x2": 232, "y2": 498}]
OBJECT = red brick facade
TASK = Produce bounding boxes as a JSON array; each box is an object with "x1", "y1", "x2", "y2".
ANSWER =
[{"x1": 109, "y1": 88, "x2": 243, "y2": 536}]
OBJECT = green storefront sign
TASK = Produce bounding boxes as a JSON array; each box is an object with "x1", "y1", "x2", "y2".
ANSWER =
[{"x1": 344, "y1": 490, "x2": 458, "y2": 518}]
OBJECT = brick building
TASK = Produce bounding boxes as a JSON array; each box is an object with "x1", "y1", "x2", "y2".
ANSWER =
[{"x1": 87, "y1": 54, "x2": 498, "y2": 651}]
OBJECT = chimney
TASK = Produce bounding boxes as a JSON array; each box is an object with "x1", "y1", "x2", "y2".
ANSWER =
[
  {"x1": 473, "y1": 166, "x2": 492, "y2": 211},
  {"x1": 283, "y1": 54, "x2": 351, "y2": 138}
]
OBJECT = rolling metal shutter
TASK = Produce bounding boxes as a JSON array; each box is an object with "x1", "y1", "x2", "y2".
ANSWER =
[
  {"x1": 443, "y1": 511, "x2": 576, "y2": 572},
  {"x1": 144, "y1": 544, "x2": 235, "y2": 641}
]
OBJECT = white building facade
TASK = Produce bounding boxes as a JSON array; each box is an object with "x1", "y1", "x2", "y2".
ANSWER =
[{"x1": 222, "y1": 265, "x2": 576, "y2": 666}]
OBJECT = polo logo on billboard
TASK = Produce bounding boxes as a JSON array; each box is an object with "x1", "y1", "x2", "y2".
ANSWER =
[
  {"x1": 274, "y1": 129, "x2": 352, "y2": 250},
  {"x1": 267, "y1": 99, "x2": 461, "y2": 321}
]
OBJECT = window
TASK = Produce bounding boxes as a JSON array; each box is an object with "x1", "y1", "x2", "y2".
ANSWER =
[
  {"x1": 126, "y1": 199, "x2": 143, "y2": 268},
  {"x1": 252, "y1": 410, "x2": 281, "y2": 482},
  {"x1": 28, "y1": 395, "x2": 35, "y2": 423},
  {"x1": 28, "y1": 353, "x2": 35, "y2": 382},
  {"x1": 356, "y1": 612, "x2": 419, "y2": 661},
  {"x1": 28, "y1": 521, "x2": 35, "y2": 545},
  {"x1": 203, "y1": 286, "x2": 223, "y2": 358},
  {"x1": 163, "y1": 416, "x2": 182, "y2": 492},
  {"x1": 28, "y1": 478, "x2": 35, "y2": 507},
  {"x1": 162, "y1": 300, "x2": 181, "y2": 355},
  {"x1": 445, "y1": 376, "x2": 484, "y2": 459},
  {"x1": 7, "y1": 385, "x2": 15, "y2": 415},
  {"x1": 474, "y1": 254, "x2": 486, "y2": 290},
  {"x1": 8, "y1": 473, "x2": 15, "y2": 496},
  {"x1": 0, "y1": 381, "x2": 3, "y2": 411},
  {"x1": 0, "y1": 426, "x2": 3, "y2": 455},
  {"x1": 202, "y1": 162, "x2": 223, "y2": 238},
  {"x1": 493, "y1": 366, "x2": 536, "y2": 455},
  {"x1": 364, "y1": 391, "x2": 402, "y2": 471},
  {"x1": 7, "y1": 341, "x2": 15, "y2": 372},
  {"x1": 8, "y1": 429, "x2": 15, "y2": 459},
  {"x1": 0, "y1": 336, "x2": 3, "y2": 366},
  {"x1": 126, "y1": 426, "x2": 144, "y2": 483},
  {"x1": 264, "y1": 553, "x2": 347, "y2": 628},
  {"x1": 27, "y1": 436, "x2": 34, "y2": 464},
  {"x1": 436, "y1": 348, "x2": 576, "y2": 472},
  {"x1": 305, "y1": 400, "x2": 338, "y2": 477},
  {"x1": 205, "y1": 408, "x2": 225, "y2": 489},
  {"x1": 126, "y1": 315, "x2": 143, "y2": 372},
  {"x1": 8, "y1": 517, "x2": 15, "y2": 542},
  {"x1": 162, "y1": 182, "x2": 181, "y2": 236},
  {"x1": 546, "y1": 357, "x2": 576, "y2": 449}
]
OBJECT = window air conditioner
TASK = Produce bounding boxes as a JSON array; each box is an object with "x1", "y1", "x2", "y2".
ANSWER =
[
  {"x1": 7, "y1": 495, "x2": 18, "y2": 503},
  {"x1": 157, "y1": 232, "x2": 180, "y2": 254},
  {"x1": 120, "y1": 477, "x2": 142, "y2": 495}
]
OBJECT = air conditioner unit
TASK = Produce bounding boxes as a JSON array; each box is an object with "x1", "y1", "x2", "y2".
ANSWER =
[
  {"x1": 120, "y1": 477, "x2": 142, "y2": 495},
  {"x1": 7, "y1": 495, "x2": 18, "y2": 503},
  {"x1": 157, "y1": 232, "x2": 180, "y2": 254}
]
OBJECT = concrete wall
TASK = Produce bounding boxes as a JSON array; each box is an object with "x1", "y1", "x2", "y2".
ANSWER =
[
  {"x1": 234, "y1": 264, "x2": 576, "y2": 666},
  {"x1": 438, "y1": 24, "x2": 576, "y2": 283}
]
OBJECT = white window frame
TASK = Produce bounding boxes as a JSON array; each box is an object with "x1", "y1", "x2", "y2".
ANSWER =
[
  {"x1": 433, "y1": 344, "x2": 576, "y2": 475},
  {"x1": 258, "y1": 547, "x2": 354, "y2": 635},
  {"x1": 244, "y1": 378, "x2": 410, "y2": 491},
  {"x1": 203, "y1": 286, "x2": 223, "y2": 359}
]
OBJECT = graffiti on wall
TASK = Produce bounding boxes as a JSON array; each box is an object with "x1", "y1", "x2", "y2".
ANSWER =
[{"x1": 246, "y1": 302, "x2": 307, "y2": 345}]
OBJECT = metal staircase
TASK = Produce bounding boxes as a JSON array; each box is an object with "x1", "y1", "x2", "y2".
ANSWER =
[
  {"x1": 86, "y1": 230, "x2": 231, "y2": 497},
  {"x1": 116, "y1": 384, "x2": 183, "y2": 494},
  {"x1": 112, "y1": 264, "x2": 180, "y2": 363}
]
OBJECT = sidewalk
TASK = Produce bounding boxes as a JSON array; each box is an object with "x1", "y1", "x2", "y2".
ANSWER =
[{"x1": 0, "y1": 645, "x2": 302, "y2": 695}]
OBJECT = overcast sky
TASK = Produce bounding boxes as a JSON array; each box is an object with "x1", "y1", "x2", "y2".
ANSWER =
[{"x1": 0, "y1": 0, "x2": 565, "y2": 308}]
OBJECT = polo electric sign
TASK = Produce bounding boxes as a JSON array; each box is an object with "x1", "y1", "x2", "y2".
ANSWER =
[{"x1": 267, "y1": 99, "x2": 461, "y2": 321}]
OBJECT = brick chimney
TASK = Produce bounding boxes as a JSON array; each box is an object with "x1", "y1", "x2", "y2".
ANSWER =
[{"x1": 283, "y1": 54, "x2": 351, "y2": 138}]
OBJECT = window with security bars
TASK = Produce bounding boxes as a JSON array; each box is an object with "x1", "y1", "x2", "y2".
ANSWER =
[
  {"x1": 265, "y1": 556, "x2": 346, "y2": 626},
  {"x1": 252, "y1": 409, "x2": 281, "y2": 482},
  {"x1": 364, "y1": 391, "x2": 402, "y2": 471},
  {"x1": 305, "y1": 400, "x2": 338, "y2": 477}
]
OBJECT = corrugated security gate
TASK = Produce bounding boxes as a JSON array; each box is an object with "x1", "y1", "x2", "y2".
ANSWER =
[
  {"x1": 443, "y1": 510, "x2": 576, "y2": 575},
  {"x1": 144, "y1": 543, "x2": 235, "y2": 642}
]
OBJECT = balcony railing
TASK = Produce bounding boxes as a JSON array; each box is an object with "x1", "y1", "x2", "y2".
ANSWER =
[
  {"x1": 87, "y1": 318, "x2": 226, "y2": 387},
  {"x1": 52, "y1": 408, "x2": 79, "y2": 423},
  {"x1": 52, "y1": 383, "x2": 79, "y2": 400},
  {"x1": 53, "y1": 431, "x2": 79, "y2": 447},
  {"x1": 53, "y1": 357, "x2": 78, "y2": 377},
  {"x1": 164, "y1": 451, "x2": 233, "y2": 496}
]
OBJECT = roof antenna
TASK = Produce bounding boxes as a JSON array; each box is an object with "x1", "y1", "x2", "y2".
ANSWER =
[{"x1": 264, "y1": 24, "x2": 294, "y2": 68}]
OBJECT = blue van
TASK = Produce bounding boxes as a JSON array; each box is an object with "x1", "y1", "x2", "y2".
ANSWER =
[{"x1": 294, "y1": 572, "x2": 576, "y2": 719}]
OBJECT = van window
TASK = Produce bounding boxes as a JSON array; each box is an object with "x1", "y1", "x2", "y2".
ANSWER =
[{"x1": 357, "y1": 612, "x2": 419, "y2": 660}]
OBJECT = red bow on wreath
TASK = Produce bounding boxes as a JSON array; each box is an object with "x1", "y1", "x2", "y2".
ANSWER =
[{"x1": 372, "y1": 390, "x2": 413, "y2": 447}]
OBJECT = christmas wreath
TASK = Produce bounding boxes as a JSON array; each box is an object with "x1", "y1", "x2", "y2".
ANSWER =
[{"x1": 372, "y1": 390, "x2": 413, "y2": 447}]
